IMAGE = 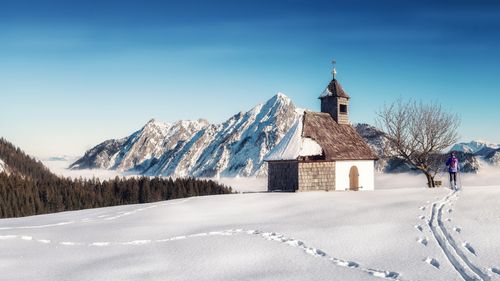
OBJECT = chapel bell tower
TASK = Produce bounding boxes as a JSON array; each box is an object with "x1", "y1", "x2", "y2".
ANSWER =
[{"x1": 319, "y1": 60, "x2": 350, "y2": 125}]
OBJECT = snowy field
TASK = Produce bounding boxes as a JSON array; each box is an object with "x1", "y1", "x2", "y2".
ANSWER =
[
  {"x1": 1, "y1": 182, "x2": 500, "y2": 280},
  {"x1": 1, "y1": 159, "x2": 492, "y2": 280}
]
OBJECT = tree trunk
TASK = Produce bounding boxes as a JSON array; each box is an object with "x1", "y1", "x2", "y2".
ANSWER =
[{"x1": 424, "y1": 172, "x2": 435, "y2": 188}]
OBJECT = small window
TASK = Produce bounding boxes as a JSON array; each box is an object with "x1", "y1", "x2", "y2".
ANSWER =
[{"x1": 339, "y1": 104, "x2": 348, "y2": 114}]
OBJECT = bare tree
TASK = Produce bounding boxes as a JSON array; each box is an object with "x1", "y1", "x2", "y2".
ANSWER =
[{"x1": 376, "y1": 99, "x2": 460, "y2": 187}]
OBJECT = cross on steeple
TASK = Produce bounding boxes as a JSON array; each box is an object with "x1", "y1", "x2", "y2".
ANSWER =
[
  {"x1": 331, "y1": 59, "x2": 337, "y2": 79},
  {"x1": 320, "y1": 59, "x2": 350, "y2": 124}
]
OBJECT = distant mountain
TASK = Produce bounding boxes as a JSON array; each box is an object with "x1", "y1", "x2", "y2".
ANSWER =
[
  {"x1": 449, "y1": 140, "x2": 500, "y2": 168},
  {"x1": 354, "y1": 124, "x2": 483, "y2": 173},
  {"x1": 450, "y1": 140, "x2": 499, "y2": 155},
  {"x1": 72, "y1": 95, "x2": 496, "y2": 177},
  {"x1": 70, "y1": 118, "x2": 208, "y2": 171},
  {"x1": 354, "y1": 123, "x2": 394, "y2": 172},
  {"x1": 484, "y1": 149, "x2": 500, "y2": 166},
  {"x1": 0, "y1": 138, "x2": 52, "y2": 179},
  {"x1": 71, "y1": 93, "x2": 299, "y2": 177}
]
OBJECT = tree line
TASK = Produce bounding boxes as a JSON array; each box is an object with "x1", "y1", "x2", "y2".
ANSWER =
[{"x1": 0, "y1": 138, "x2": 232, "y2": 218}]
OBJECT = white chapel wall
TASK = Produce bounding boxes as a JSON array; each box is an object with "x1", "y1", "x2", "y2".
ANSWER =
[{"x1": 335, "y1": 160, "x2": 375, "y2": 191}]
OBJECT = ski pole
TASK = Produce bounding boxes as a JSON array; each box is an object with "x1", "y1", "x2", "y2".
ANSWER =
[{"x1": 458, "y1": 170, "x2": 462, "y2": 190}]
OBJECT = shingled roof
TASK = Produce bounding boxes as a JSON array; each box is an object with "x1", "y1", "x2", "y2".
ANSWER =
[
  {"x1": 303, "y1": 111, "x2": 377, "y2": 160},
  {"x1": 265, "y1": 111, "x2": 378, "y2": 161},
  {"x1": 319, "y1": 78, "x2": 350, "y2": 99}
]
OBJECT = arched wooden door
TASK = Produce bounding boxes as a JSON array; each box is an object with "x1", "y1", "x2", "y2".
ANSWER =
[{"x1": 349, "y1": 166, "x2": 359, "y2": 191}]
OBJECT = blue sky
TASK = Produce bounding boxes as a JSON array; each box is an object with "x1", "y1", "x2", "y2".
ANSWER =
[{"x1": 1, "y1": 0, "x2": 499, "y2": 158}]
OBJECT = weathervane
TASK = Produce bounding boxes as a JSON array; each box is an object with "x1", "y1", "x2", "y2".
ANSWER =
[{"x1": 332, "y1": 59, "x2": 337, "y2": 79}]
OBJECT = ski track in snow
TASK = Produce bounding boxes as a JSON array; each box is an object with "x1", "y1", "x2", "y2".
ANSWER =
[
  {"x1": 0, "y1": 229, "x2": 404, "y2": 280},
  {"x1": 427, "y1": 190, "x2": 492, "y2": 281},
  {"x1": 0, "y1": 199, "x2": 190, "y2": 230},
  {"x1": 102, "y1": 198, "x2": 190, "y2": 221},
  {"x1": 490, "y1": 268, "x2": 500, "y2": 276}
]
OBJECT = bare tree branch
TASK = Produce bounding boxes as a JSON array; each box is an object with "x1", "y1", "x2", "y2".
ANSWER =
[{"x1": 376, "y1": 98, "x2": 461, "y2": 187}]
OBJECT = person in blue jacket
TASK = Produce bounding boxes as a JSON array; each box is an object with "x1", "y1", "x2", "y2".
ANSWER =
[{"x1": 446, "y1": 152, "x2": 459, "y2": 190}]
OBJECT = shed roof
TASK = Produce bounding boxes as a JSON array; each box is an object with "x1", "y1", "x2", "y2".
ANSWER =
[{"x1": 303, "y1": 112, "x2": 377, "y2": 161}]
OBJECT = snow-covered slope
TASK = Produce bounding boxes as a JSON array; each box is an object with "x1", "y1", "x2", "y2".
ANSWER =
[
  {"x1": 70, "y1": 119, "x2": 208, "y2": 171},
  {"x1": 0, "y1": 158, "x2": 6, "y2": 174},
  {"x1": 354, "y1": 123, "x2": 393, "y2": 172},
  {"x1": 72, "y1": 93, "x2": 298, "y2": 177},
  {"x1": 264, "y1": 112, "x2": 324, "y2": 161},
  {"x1": 1, "y1": 186, "x2": 499, "y2": 281}
]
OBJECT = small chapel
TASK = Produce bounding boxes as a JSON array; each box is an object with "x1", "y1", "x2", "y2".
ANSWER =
[{"x1": 265, "y1": 63, "x2": 378, "y2": 192}]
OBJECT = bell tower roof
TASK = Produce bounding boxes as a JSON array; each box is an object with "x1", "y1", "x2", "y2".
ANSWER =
[
  {"x1": 318, "y1": 59, "x2": 350, "y2": 125},
  {"x1": 319, "y1": 60, "x2": 350, "y2": 99}
]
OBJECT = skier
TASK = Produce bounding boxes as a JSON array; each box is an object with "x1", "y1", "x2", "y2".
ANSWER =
[{"x1": 446, "y1": 152, "x2": 459, "y2": 190}]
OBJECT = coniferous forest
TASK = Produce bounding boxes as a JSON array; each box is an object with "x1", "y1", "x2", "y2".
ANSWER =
[{"x1": 0, "y1": 138, "x2": 233, "y2": 218}]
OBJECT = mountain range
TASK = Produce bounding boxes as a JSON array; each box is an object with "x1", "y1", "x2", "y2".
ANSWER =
[
  {"x1": 70, "y1": 94, "x2": 500, "y2": 177},
  {"x1": 450, "y1": 141, "x2": 500, "y2": 165},
  {"x1": 71, "y1": 93, "x2": 298, "y2": 177}
]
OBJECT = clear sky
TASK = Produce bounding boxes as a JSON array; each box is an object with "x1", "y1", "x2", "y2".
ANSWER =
[{"x1": 1, "y1": 0, "x2": 499, "y2": 158}]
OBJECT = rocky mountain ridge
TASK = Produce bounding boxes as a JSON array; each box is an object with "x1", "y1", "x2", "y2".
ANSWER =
[
  {"x1": 71, "y1": 94, "x2": 496, "y2": 176},
  {"x1": 71, "y1": 93, "x2": 298, "y2": 177}
]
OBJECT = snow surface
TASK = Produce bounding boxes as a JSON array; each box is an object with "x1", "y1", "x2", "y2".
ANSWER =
[
  {"x1": 1, "y1": 182, "x2": 499, "y2": 280},
  {"x1": 0, "y1": 158, "x2": 5, "y2": 173},
  {"x1": 319, "y1": 87, "x2": 333, "y2": 98},
  {"x1": 264, "y1": 114, "x2": 323, "y2": 161}
]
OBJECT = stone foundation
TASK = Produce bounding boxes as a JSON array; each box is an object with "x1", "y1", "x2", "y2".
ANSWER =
[
  {"x1": 298, "y1": 161, "x2": 335, "y2": 191},
  {"x1": 268, "y1": 160, "x2": 336, "y2": 192}
]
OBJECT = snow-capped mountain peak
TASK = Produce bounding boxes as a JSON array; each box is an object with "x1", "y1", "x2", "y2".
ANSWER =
[
  {"x1": 450, "y1": 140, "x2": 500, "y2": 155},
  {"x1": 72, "y1": 93, "x2": 299, "y2": 177},
  {"x1": 71, "y1": 93, "x2": 500, "y2": 177},
  {"x1": 274, "y1": 91, "x2": 291, "y2": 102},
  {"x1": 270, "y1": 92, "x2": 292, "y2": 106},
  {"x1": 143, "y1": 118, "x2": 170, "y2": 131}
]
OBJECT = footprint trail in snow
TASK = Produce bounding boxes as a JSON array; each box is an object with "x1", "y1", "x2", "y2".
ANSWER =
[
  {"x1": 0, "y1": 229, "x2": 404, "y2": 280},
  {"x1": 0, "y1": 198, "x2": 191, "y2": 231}
]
